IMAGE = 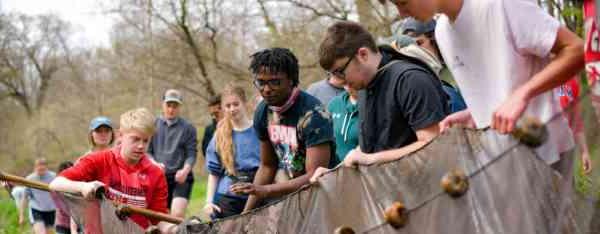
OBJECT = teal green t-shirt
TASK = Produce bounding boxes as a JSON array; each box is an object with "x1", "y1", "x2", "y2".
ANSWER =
[{"x1": 328, "y1": 92, "x2": 359, "y2": 165}]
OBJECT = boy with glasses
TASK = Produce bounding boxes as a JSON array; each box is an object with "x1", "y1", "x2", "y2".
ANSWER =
[
  {"x1": 229, "y1": 48, "x2": 335, "y2": 212},
  {"x1": 317, "y1": 21, "x2": 448, "y2": 169}
]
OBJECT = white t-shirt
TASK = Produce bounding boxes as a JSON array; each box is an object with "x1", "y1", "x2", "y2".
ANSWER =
[{"x1": 435, "y1": 0, "x2": 574, "y2": 164}]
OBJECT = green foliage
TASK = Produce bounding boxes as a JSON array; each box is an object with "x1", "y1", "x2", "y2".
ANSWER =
[
  {"x1": 561, "y1": 5, "x2": 584, "y2": 35},
  {"x1": 186, "y1": 176, "x2": 208, "y2": 220},
  {"x1": 0, "y1": 191, "x2": 30, "y2": 234}
]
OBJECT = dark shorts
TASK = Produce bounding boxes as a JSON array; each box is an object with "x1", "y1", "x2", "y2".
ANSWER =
[
  {"x1": 211, "y1": 194, "x2": 247, "y2": 219},
  {"x1": 30, "y1": 208, "x2": 55, "y2": 227},
  {"x1": 166, "y1": 173, "x2": 194, "y2": 208},
  {"x1": 55, "y1": 225, "x2": 70, "y2": 234},
  {"x1": 56, "y1": 224, "x2": 83, "y2": 234}
]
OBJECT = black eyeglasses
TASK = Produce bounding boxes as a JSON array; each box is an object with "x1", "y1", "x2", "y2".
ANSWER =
[
  {"x1": 327, "y1": 55, "x2": 354, "y2": 80},
  {"x1": 253, "y1": 78, "x2": 283, "y2": 90}
]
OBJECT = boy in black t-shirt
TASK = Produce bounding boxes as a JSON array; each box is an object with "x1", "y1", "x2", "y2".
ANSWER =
[
  {"x1": 311, "y1": 21, "x2": 448, "y2": 181},
  {"x1": 230, "y1": 48, "x2": 334, "y2": 212}
]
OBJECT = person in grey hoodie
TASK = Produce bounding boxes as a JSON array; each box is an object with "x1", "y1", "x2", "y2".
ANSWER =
[{"x1": 306, "y1": 76, "x2": 346, "y2": 107}]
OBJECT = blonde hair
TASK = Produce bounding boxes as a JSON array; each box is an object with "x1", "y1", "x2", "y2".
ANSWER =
[
  {"x1": 120, "y1": 108, "x2": 156, "y2": 136},
  {"x1": 215, "y1": 84, "x2": 248, "y2": 176}
]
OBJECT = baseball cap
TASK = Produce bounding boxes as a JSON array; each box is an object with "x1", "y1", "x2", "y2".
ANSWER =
[
  {"x1": 401, "y1": 18, "x2": 436, "y2": 36},
  {"x1": 89, "y1": 116, "x2": 113, "y2": 131},
  {"x1": 163, "y1": 89, "x2": 183, "y2": 104},
  {"x1": 392, "y1": 34, "x2": 417, "y2": 49}
]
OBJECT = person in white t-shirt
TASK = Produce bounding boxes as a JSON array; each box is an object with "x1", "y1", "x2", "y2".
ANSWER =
[{"x1": 389, "y1": 0, "x2": 584, "y2": 176}]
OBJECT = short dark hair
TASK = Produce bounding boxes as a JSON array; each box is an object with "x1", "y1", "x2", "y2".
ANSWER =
[
  {"x1": 207, "y1": 95, "x2": 221, "y2": 106},
  {"x1": 249, "y1": 48, "x2": 299, "y2": 87},
  {"x1": 319, "y1": 21, "x2": 378, "y2": 71},
  {"x1": 57, "y1": 161, "x2": 74, "y2": 173}
]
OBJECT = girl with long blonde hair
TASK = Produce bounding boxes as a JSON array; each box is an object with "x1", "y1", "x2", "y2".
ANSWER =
[{"x1": 204, "y1": 84, "x2": 261, "y2": 219}]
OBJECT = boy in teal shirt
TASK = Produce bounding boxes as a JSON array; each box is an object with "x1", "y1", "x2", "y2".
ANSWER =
[{"x1": 328, "y1": 85, "x2": 359, "y2": 165}]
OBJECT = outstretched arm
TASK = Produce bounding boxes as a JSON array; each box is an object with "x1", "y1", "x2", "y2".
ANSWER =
[
  {"x1": 344, "y1": 123, "x2": 439, "y2": 166},
  {"x1": 493, "y1": 26, "x2": 584, "y2": 133},
  {"x1": 49, "y1": 177, "x2": 104, "y2": 200}
]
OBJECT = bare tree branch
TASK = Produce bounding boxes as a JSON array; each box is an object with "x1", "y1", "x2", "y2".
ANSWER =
[
  {"x1": 271, "y1": 0, "x2": 349, "y2": 20},
  {"x1": 257, "y1": 0, "x2": 281, "y2": 38}
]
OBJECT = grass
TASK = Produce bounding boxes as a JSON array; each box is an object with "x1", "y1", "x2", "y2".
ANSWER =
[
  {"x1": 0, "y1": 190, "x2": 30, "y2": 234},
  {"x1": 186, "y1": 175, "x2": 208, "y2": 220}
]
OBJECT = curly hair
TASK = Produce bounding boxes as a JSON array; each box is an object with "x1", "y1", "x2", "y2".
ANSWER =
[{"x1": 249, "y1": 48, "x2": 299, "y2": 87}]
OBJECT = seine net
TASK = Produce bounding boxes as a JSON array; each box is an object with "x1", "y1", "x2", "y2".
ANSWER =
[{"x1": 176, "y1": 79, "x2": 600, "y2": 234}]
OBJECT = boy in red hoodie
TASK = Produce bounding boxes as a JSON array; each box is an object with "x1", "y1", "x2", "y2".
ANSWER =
[{"x1": 50, "y1": 108, "x2": 176, "y2": 233}]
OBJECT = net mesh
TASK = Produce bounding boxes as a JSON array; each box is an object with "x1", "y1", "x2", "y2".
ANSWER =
[
  {"x1": 175, "y1": 79, "x2": 600, "y2": 234},
  {"x1": 7, "y1": 80, "x2": 600, "y2": 234},
  {"x1": 53, "y1": 192, "x2": 144, "y2": 234}
]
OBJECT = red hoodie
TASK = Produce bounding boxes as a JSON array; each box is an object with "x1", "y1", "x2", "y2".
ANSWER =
[{"x1": 60, "y1": 147, "x2": 168, "y2": 229}]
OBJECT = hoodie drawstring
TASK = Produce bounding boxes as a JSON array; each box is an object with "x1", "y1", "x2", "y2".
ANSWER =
[
  {"x1": 341, "y1": 113, "x2": 349, "y2": 142},
  {"x1": 341, "y1": 111, "x2": 357, "y2": 143}
]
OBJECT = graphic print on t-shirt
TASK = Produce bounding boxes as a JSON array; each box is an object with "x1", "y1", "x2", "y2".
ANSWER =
[
  {"x1": 267, "y1": 122, "x2": 303, "y2": 177},
  {"x1": 105, "y1": 168, "x2": 148, "y2": 208}
]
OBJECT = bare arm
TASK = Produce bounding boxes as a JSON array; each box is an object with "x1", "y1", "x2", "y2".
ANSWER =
[
  {"x1": 344, "y1": 124, "x2": 439, "y2": 166},
  {"x1": 259, "y1": 143, "x2": 331, "y2": 197},
  {"x1": 49, "y1": 177, "x2": 87, "y2": 194},
  {"x1": 49, "y1": 177, "x2": 103, "y2": 200},
  {"x1": 571, "y1": 102, "x2": 592, "y2": 174},
  {"x1": 493, "y1": 27, "x2": 585, "y2": 133},
  {"x1": 205, "y1": 174, "x2": 219, "y2": 205},
  {"x1": 202, "y1": 174, "x2": 222, "y2": 216},
  {"x1": 70, "y1": 218, "x2": 78, "y2": 234},
  {"x1": 521, "y1": 27, "x2": 585, "y2": 98},
  {"x1": 19, "y1": 193, "x2": 28, "y2": 223},
  {"x1": 238, "y1": 143, "x2": 331, "y2": 211},
  {"x1": 242, "y1": 140, "x2": 279, "y2": 212},
  {"x1": 369, "y1": 124, "x2": 439, "y2": 164}
]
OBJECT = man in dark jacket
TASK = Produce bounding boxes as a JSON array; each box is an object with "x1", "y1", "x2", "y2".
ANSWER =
[
  {"x1": 201, "y1": 95, "x2": 222, "y2": 157},
  {"x1": 148, "y1": 89, "x2": 198, "y2": 218}
]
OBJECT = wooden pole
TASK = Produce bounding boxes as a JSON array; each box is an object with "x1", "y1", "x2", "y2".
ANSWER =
[
  {"x1": 117, "y1": 204, "x2": 184, "y2": 224},
  {"x1": 0, "y1": 171, "x2": 50, "y2": 191},
  {"x1": 0, "y1": 171, "x2": 183, "y2": 224}
]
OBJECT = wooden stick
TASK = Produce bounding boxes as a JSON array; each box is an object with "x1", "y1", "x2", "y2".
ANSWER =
[
  {"x1": 0, "y1": 171, "x2": 50, "y2": 191},
  {"x1": 0, "y1": 171, "x2": 183, "y2": 224},
  {"x1": 117, "y1": 204, "x2": 183, "y2": 224}
]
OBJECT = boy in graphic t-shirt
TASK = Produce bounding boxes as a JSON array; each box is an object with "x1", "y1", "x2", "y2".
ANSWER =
[
  {"x1": 229, "y1": 48, "x2": 335, "y2": 212},
  {"x1": 50, "y1": 108, "x2": 177, "y2": 233}
]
